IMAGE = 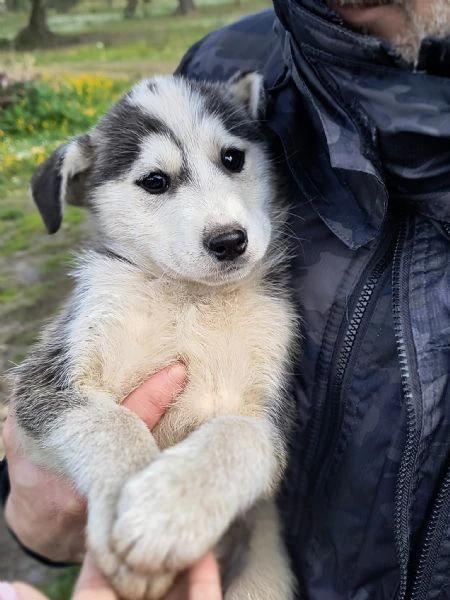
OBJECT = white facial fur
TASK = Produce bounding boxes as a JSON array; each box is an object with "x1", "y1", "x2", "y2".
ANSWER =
[{"x1": 90, "y1": 77, "x2": 273, "y2": 286}]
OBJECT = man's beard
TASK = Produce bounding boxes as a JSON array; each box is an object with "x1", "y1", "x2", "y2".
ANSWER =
[
  {"x1": 400, "y1": 0, "x2": 450, "y2": 62},
  {"x1": 334, "y1": 0, "x2": 450, "y2": 63}
]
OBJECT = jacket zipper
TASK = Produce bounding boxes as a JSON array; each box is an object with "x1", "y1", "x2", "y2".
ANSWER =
[
  {"x1": 409, "y1": 217, "x2": 450, "y2": 586},
  {"x1": 392, "y1": 216, "x2": 425, "y2": 600},
  {"x1": 393, "y1": 216, "x2": 450, "y2": 600},
  {"x1": 291, "y1": 214, "x2": 447, "y2": 596},
  {"x1": 410, "y1": 466, "x2": 450, "y2": 600},
  {"x1": 297, "y1": 222, "x2": 398, "y2": 519},
  {"x1": 312, "y1": 241, "x2": 395, "y2": 497},
  {"x1": 392, "y1": 218, "x2": 416, "y2": 600},
  {"x1": 289, "y1": 226, "x2": 398, "y2": 549}
]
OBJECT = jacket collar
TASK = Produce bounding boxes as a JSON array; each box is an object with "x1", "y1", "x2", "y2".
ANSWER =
[{"x1": 265, "y1": 0, "x2": 450, "y2": 249}]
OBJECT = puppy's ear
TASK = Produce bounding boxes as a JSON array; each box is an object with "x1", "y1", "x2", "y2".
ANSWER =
[
  {"x1": 228, "y1": 71, "x2": 265, "y2": 119},
  {"x1": 30, "y1": 134, "x2": 93, "y2": 234}
]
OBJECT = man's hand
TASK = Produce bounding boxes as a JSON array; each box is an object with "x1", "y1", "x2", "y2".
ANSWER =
[
  {"x1": 166, "y1": 552, "x2": 222, "y2": 600},
  {"x1": 74, "y1": 551, "x2": 222, "y2": 600},
  {"x1": 2, "y1": 364, "x2": 187, "y2": 563},
  {"x1": 0, "y1": 551, "x2": 222, "y2": 600}
]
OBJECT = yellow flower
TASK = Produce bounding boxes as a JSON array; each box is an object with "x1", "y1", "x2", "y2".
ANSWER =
[
  {"x1": 82, "y1": 107, "x2": 96, "y2": 117},
  {"x1": 0, "y1": 130, "x2": 4, "y2": 137},
  {"x1": 31, "y1": 146, "x2": 46, "y2": 164},
  {"x1": 35, "y1": 150, "x2": 47, "y2": 165}
]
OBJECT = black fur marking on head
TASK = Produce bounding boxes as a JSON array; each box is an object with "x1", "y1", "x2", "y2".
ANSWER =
[
  {"x1": 31, "y1": 134, "x2": 94, "y2": 233},
  {"x1": 30, "y1": 144, "x2": 67, "y2": 234},
  {"x1": 191, "y1": 80, "x2": 264, "y2": 144},
  {"x1": 93, "y1": 98, "x2": 183, "y2": 185}
]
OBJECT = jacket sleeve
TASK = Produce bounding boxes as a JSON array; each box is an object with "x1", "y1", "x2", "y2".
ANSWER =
[
  {"x1": 175, "y1": 37, "x2": 209, "y2": 76},
  {"x1": 174, "y1": 9, "x2": 278, "y2": 82}
]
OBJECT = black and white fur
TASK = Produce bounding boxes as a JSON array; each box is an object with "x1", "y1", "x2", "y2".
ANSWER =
[{"x1": 11, "y1": 73, "x2": 297, "y2": 600}]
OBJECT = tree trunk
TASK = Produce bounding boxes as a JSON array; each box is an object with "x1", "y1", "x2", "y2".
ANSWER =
[
  {"x1": 174, "y1": 0, "x2": 194, "y2": 16},
  {"x1": 15, "y1": 0, "x2": 54, "y2": 48},
  {"x1": 123, "y1": 0, "x2": 137, "y2": 18},
  {"x1": 29, "y1": 0, "x2": 48, "y2": 31}
]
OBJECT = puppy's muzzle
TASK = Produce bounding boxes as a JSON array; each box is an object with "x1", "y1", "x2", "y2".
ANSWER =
[{"x1": 204, "y1": 228, "x2": 248, "y2": 262}]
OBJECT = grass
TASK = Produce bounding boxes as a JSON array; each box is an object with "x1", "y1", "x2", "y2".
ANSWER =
[
  {"x1": 0, "y1": 0, "x2": 248, "y2": 36},
  {"x1": 0, "y1": 0, "x2": 268, "y2": 77},
  {"x1": 41, "y1": 568, "x2": 81, "y2": 600}
]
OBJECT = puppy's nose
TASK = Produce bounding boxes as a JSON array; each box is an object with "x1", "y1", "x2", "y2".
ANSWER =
[{"x1": 204, "y1": 228, "x2": 248, "y2": 261}]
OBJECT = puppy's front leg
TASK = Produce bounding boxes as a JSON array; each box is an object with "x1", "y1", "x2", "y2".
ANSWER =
[
  {"x1": 111, "y1": 415, "x2": 284, "y2": 575},
  {"x1": 18, "y1": 391, "x2": 171, "y2": 599}
]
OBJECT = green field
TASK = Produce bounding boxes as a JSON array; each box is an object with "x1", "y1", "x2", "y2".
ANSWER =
[
  {"x1": 0, "y1": 0, "x2": 267, "y2": 74},
  {"x1": 0, "y1": 1, "x2": 268, "y2": 593}
]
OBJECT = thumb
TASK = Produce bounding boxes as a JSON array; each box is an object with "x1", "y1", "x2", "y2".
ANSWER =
[
  {"x1": 72, "y1": 553, "x2": 117, "y2": 600},
  {"x1": 122, "y1": 363, "x2": 187, "y2": 430},
  {"x1": 188, "y1": 553, "x2": 222, "y2": 600}
]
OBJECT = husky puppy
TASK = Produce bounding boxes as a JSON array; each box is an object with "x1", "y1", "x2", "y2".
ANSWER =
[{"x1": 11, "y1": 73, "x2": 297, "y2": 600}]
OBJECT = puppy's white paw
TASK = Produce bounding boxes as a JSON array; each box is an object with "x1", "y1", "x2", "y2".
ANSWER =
[
  {"x1": 111, "y1": 456, "x2": 225, "y2": 574},
  {"x1": 88, "y1": 494, "x2": 175, "y2": 600},
  {"x1": 111, "y1": 567, "x2": 175, "y2": 600}
]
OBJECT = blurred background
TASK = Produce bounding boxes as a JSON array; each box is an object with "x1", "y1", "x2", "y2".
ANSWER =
[{"x1": 0, "y1": 0, "x2": 269, "y2": 593}]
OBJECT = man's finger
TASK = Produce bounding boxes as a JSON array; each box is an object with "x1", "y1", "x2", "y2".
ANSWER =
[
  {"x1": 188, "y1": 553, "x2": 222, "y2": 600},
  {"x1": 122, "y1": 363, "x2": 187, "y2": 430},
  {"x1": 72, "y1": 553, "x2": 117, "y2": 600}
]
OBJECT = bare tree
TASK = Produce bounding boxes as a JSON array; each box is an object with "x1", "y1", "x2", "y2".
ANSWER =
[
  {"x1": 15, "y1": 0, "x2": 55, "y2": 48},
  {"x1": 123, "y1": 0, "x2": 137, "y2": 17},
  {"x1": 174, "y1": 0, "x2": 195, "y2": 16}
]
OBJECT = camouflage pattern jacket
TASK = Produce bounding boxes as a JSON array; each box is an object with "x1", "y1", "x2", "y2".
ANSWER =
[{"x1": 177, "y1": 1, "x2": 450, "y2": 599}]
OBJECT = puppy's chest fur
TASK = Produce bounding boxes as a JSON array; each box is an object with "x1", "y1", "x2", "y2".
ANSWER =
[{"x1": 68, "y1": 254, "x2": 293, "y2": 448}]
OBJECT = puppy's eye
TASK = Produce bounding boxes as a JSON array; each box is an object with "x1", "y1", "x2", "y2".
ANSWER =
[
  {"x1": 221, "y1": 148, "x2": 245, "y2": 173},
  {"x1": 137, "y1": 172, "x2": 170, "y2": 194}
]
